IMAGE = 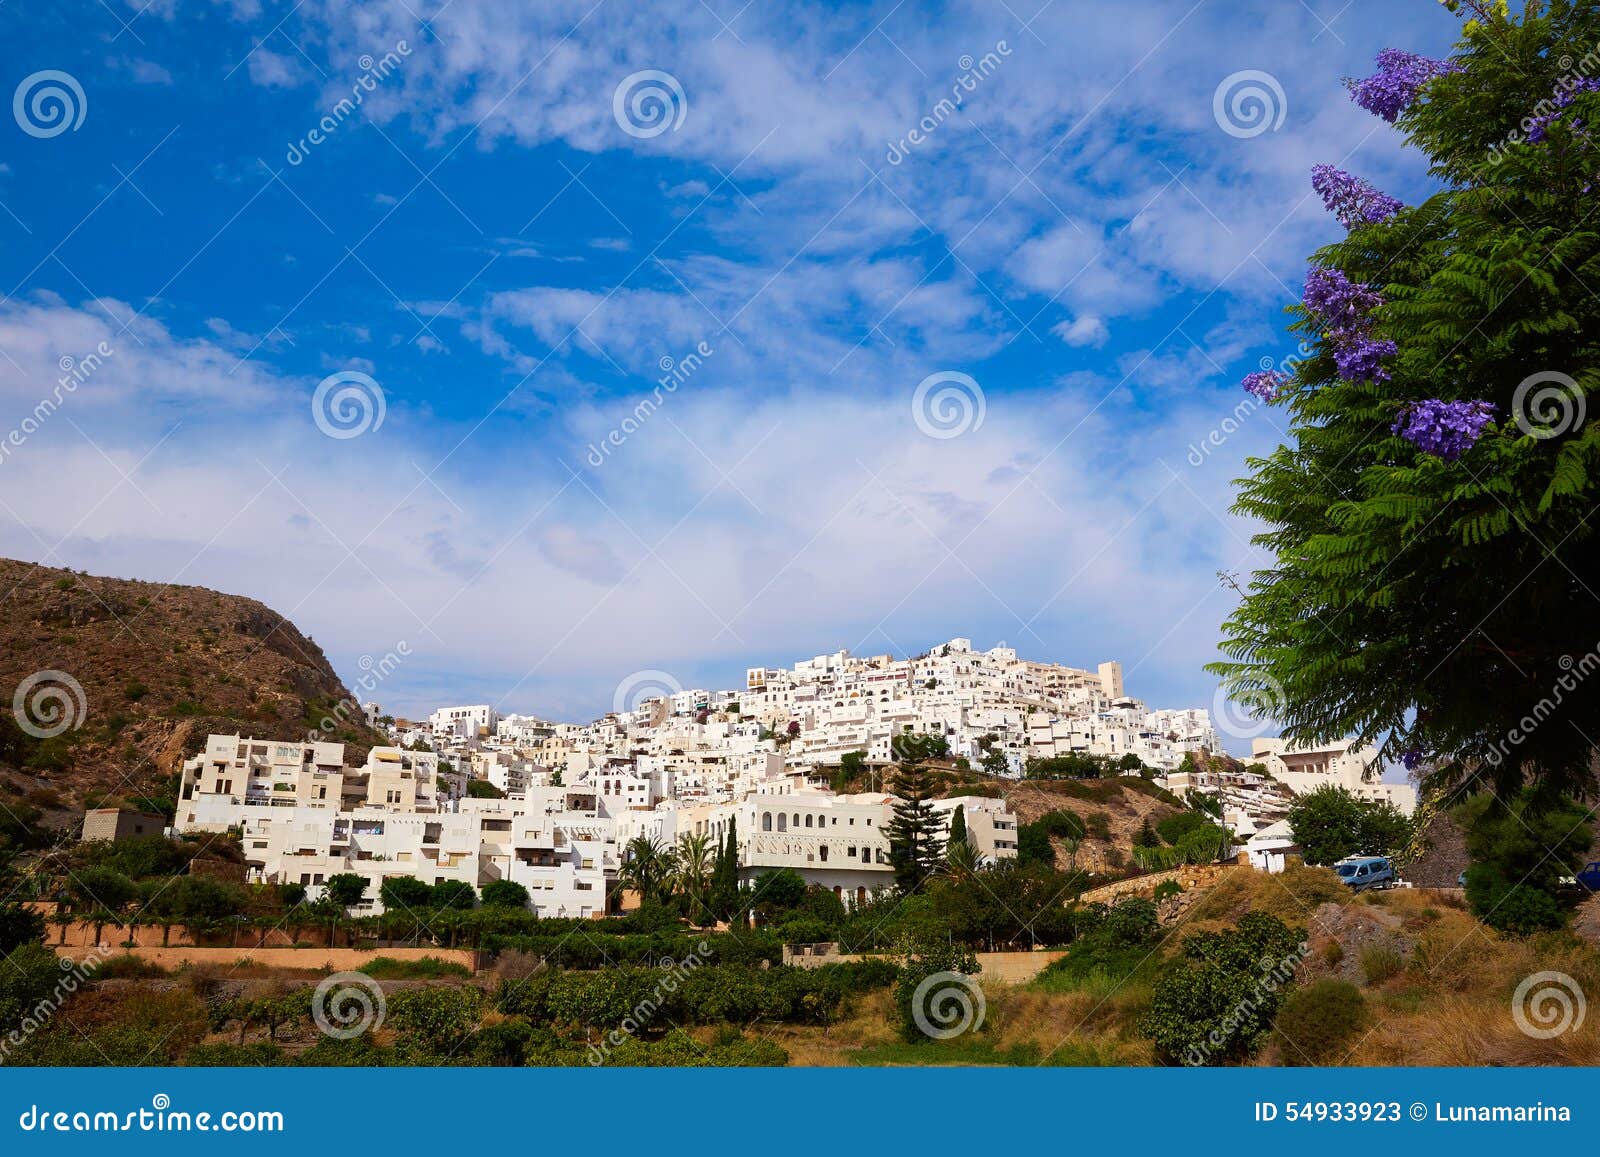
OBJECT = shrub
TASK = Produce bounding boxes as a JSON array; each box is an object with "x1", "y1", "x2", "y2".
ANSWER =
[
  {"x1": 1358, "y1": 946, "x2": 1403, "y2": 985},
  {"x1": 1141, "y1": 913, "x2": 1305, "y2": 1066},
  {"x1": 1273, "y1": 979, "x2": 1366, "y2": 1066},
  {"x1": 895, "y1": 940, "x2": 981, "y2": 1043}
]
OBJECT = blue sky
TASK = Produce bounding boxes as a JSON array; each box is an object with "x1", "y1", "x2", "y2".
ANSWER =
[{"x1": 0, "y1": 0, "x2": 1457, "y2": 745}]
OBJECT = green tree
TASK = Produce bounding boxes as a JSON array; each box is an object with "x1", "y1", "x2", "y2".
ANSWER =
[
  {"x1": 481, "y1": 879, "x2": 531, "y2": 909},
  {"x1": 1211, "y1": 3, "x2": 1600, "y2": 799},
  {"x1": 1142, "y1": 913, "x2": 1305, "y2": 1065},
  {"x1": 466, "y1": 779, "x2": 505, "y2": 799},
  {"x1": 1288, "y1": 785, "x2": 1413, "y2": 865},
  {"x1": 710, "y1": 816, "x2": 740, "y2": 922},
  {"x1": 1458, "y1": 788, "x2": 1593, "y2": 931},
  {"x1": 885, "y1": 760, "x2": 948, "y2": 893}
]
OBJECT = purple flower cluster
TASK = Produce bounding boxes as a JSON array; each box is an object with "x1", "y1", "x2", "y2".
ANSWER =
[
  {"x1": 1302, "y1": 267, "x2": 1383, "y2": 330},
  {"x1": 1391, "y1": 398, "x2": 1496, "y2": 461},
  {"x1": 1346, "y1": 49, "x2": 1459, "y2": 123},
  {"x1": 1241, "y1": 369, "x2": 1290, "y2": 402},
  {"x1": 1301, "y1": 267, "x2": 1396, "y2": 383},
  {"x1": 1400, "y1": 748, "x2": 1423, "y2": 772},
  {"x1": 1334, "y1": 335, "x2": 1400, "y2": 383},
  {"x1": 1526, "y1": 75, "x2": 1600, "y2": 143},
  {"x1": 1312, "y1": 164, "x2": 1405, "y2": 228}
]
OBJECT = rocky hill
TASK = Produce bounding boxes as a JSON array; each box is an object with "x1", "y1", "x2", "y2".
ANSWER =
[{"x1": 0, "y1": 557, "x2": 387, "y2": 826}]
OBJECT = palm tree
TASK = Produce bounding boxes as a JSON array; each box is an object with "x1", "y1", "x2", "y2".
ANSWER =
[
  {"x1": 673, "y1": 833, "x2": 715, "y2": 919},
  {"x1": 618, "y1": 835, "x2": 676, "y2": 906}
]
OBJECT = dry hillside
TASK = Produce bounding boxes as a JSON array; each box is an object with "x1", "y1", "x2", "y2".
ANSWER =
[{"x1": 0, "y1": 557, "x2": 386, "y2": 822}]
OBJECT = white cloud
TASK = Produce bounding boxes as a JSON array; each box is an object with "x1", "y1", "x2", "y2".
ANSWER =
[{"x1": 1053, "y1": 315, "x2": 1109, "y2": 348}]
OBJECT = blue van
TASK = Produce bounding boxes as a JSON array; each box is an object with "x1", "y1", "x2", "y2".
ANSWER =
[{"x1": 1334, "y1": 855, "x2": 1395, "y2": 891}]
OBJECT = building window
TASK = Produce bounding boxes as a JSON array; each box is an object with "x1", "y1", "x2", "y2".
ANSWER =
[
  {"x1": 777, "y1": 814, "x2": 787, "y2": 832},
  {"x1": 762, "y1": 813, "x2": 772, "y2": 832}
]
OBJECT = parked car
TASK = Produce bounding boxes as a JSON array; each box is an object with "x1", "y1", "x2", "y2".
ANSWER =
[
  {"x1": 1334, "y1": 855, "x2": 1395, "y2": 891},
  {"x1": 1575, "y1": 862, "x2": 1600, "y2": 893}
]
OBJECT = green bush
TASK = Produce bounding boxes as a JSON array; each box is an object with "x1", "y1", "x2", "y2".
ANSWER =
[
  {"x1": 895, "y1": 940, "x2": 981, "y2": 1043},
  {"x1": 1273, "y1": 979, "x2": 1366, "y2": 1066},
  {"x1": 1141, "y1": 913, "x2": 1305, "y2": 1066}
]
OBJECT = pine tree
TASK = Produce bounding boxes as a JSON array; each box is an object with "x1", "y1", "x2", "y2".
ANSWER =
[
  {"x1": 885, "y1": 760, "x2": 948, "y2": 893},
  {"x1": 1211, "y1": 1, "x2": 1600, "y2": 798}
]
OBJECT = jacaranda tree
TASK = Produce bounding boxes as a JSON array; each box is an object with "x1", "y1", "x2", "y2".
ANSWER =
[{"x1": 1212, "y1": 0, "x2": 1600, "y2": 798}]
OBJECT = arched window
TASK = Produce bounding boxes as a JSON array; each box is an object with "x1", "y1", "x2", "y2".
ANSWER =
[
  {"x1": 777, "y1": 814, "x2": 787, "y2": 832},
  {"x1": 819, "y1": 845, "x2": 829, "y2": 862},
  {"x1": 761, "y1": 812, "x2": 772, "y2": 832},
  {"x1": 804, "y1": 815, "x2": 813, "y2": 828}
]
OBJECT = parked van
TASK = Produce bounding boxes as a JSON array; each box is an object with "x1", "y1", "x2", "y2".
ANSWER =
[{"x1": 1333, "y1": 855, "x2": 1395, "y2": 891}]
